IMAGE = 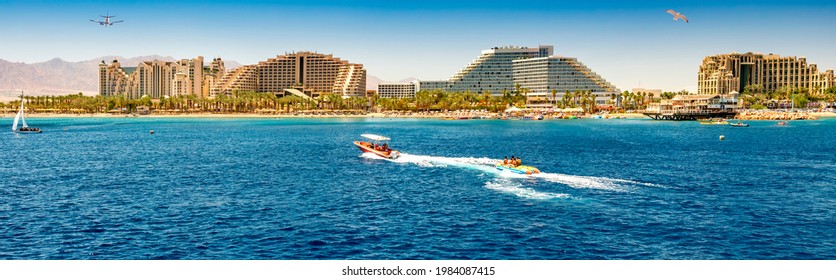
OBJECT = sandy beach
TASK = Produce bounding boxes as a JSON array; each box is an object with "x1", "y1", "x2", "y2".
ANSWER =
[{"x1": 811, "y1": 112, "x2": 836, "y2": 118}]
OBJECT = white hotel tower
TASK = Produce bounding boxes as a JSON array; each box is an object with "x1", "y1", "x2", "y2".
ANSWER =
[
  {"x1": 445, "y1": 45, "x2": 553, "y2": 93},
  {"x1": 401, "y1": 45, "x2": 618, "y2": 103}
]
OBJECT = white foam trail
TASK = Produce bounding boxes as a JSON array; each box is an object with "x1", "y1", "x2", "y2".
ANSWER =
[
  {"x1": 484, "y1": 179, "x2": 570, "y2": 200},
  {"x1": 533, "y1": 173, "x2": 666, "y2": 192},
  {"x1": 361, "y1": 152, "x2": 663, "y2": 193},
  {"x1": 391, "y1": 153, "x2": 499, "y2": 173},
  {"x1": 533, "y1": 173, "x2": 627, "y2": 192}
]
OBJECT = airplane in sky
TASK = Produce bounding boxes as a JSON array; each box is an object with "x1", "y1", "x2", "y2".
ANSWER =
[{"x1": 90, "y1": 13, "x2": 123, "y2": 26}]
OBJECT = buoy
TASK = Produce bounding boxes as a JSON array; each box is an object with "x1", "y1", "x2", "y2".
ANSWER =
[
  {"x1": 719, "y1": 135, "x2": 725, "y2": 141},
  {"x1": 150, "y1": 130, "x2": 155, "y2": 135}
]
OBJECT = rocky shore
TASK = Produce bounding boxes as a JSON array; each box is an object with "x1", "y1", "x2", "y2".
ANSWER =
[{"x1": 735, "y1": 110, "x2": 821, "y2": 120}]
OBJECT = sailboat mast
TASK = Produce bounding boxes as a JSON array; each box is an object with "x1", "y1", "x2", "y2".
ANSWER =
[{"x1": 20, "y1": 91, "x2": 28, "y2": 128}]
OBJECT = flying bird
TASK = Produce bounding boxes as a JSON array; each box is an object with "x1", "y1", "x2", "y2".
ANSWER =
[{"x1": 666, "y1": 9, "x2": 689, "y2": 23}]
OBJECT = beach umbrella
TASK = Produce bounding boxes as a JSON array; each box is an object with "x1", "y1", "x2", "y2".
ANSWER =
[{"x1": 505, "y1": 106, "x2": 523, "y2": 113}]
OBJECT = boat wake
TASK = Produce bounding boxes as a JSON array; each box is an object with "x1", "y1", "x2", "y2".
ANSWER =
[
  {"x1": 360, "y1": 152, "x2": 661, "y2": 198},
  {"x1": 484, "y1": 178, "x2": 570, "y2": 200}
]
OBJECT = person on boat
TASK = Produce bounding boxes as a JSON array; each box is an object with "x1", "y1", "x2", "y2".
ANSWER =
[
  {"x1": 503, "y1": 156, "x2": 509, "y2": 165},
  {"x1": 516, "y1": 157, "x2": 522, "y2": 167},
  {"x1": 382, "y1": 143, "x2": 389, "y2": 151}
]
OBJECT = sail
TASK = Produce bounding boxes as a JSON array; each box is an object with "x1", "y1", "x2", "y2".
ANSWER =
[{"x1": 12, "y1": 109, "x2": 20, "y2": 131}]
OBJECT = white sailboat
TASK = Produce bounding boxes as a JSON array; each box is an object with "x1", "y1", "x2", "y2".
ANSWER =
[{"x1": 12, "y1": 93, "x2": 41, "y2": 133}]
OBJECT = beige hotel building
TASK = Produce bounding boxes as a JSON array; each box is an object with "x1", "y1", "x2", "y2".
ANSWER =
[
  {"x1": 99, "y1": 51, "x2": 365, "y2": 100},
  {"x1": 99, "y1": 56, "x2": 226, "y2": 99},
  {"x1": 698, "y1": 52, "x2": 835, "y2": 95},
  {"x1": 211, "y1": 51, "x2": 366, "y2": 99}
]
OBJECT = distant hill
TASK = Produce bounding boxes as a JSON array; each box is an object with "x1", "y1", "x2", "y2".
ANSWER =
[
  {"x1": 366, "y1": 76, "x2": 418, "y2": 91},
  {"x1": 0, "y1": 56, "x2": 242, "y2": 98}
]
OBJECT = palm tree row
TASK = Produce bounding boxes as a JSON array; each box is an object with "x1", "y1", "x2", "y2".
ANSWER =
[
  {"x1": 741, "y1": 84, "x2": 836, "y2": 109},
  {"x1": 7, "y1": 85, "x2": 783, "y2": 114},
  {"x1": 0, "y1": 91, "x2": 365, "y2": 114}
]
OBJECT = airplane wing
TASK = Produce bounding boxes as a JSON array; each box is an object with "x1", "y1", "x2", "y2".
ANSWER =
[
  {"x1": 112, "y1": 20, "x2": 124, "y2": 24},
  {"x1": 666, "y1": 9, "x2": 677, "y2": 16},
  {"x1": 89, "y1": 19, "x2": 98, "y2": 23}
]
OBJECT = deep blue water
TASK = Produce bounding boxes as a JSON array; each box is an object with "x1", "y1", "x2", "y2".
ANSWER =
[{"x1": 1, "y1": 117, "x2": 834, "y2": 260}]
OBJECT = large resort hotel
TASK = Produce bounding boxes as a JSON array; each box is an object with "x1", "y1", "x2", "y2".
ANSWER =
[
  {"x1": 378, "y1": 45, "x2": 619, "y2": 105},
  {"x1": 99, "y1": 52, "x2": 366, "y2": 100},
  {"x1": 698, "y1": 52, "x2": 835, "y2": 95}
]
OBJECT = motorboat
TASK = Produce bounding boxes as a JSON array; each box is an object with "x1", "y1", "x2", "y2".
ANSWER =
[
  {"x1": 354, "y1": 134, "x2": 400, "y2": 159},
  {"x1": 729, "y1": 122, "x2": 749, "y2": 127},
  {"x1": 12, "y1": 92, "x2": 42, "y2": 134},
  {"x1": 699, "y1": 118, "x2": 728, "y2": 125},
  {"x1": 496, "y1": 163, "x2": 540, "y2": 175}
]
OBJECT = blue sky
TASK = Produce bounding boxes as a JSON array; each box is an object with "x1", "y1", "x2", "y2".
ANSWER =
[{"x1": 1, "y1": 0, "x2": 835, "y2": 91}]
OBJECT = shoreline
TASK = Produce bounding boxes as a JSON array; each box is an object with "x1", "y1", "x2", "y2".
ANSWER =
[
  {"x1": 2, "y1": 112, "x2": 652, "y2": 119},
  {"x1": 2, "y1": 111, "x2": 833, "y2": 120}
]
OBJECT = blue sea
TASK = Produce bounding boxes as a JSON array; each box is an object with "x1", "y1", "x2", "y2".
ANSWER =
[{"x1": 1, "y1": 117, "x2": 834, "y2": 259}]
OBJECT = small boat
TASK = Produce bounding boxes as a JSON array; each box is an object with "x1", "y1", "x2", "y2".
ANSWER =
[
  {"x1": 777, "y1": 121, "x2": 788, "y2": 126},
  {"x1": 354, "y1": 134, "x2": 400, "y2": 159},
  {"x1": 699, "y1": 118, "x2": 728, "y2": 125},
  {"x1": 730, "y1": 122, "x2": 749, "y2": 127},
  {"x1": 12, "y1": 92, "x2": 41, "y2": 134},
  {"x1": 496, "y1": 164, "x2": 540, "y2": 175}
]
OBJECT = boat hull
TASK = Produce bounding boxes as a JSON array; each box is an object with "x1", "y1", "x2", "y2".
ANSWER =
[
  {"x1": 354, "y1": 141, "x2": 399, "y2": 159},
  {"x1": 496, "y1": 165, "x2": 540, "y2": 175},
  {"x1": 13, "y1": 129, "x2": 42, "y2": 134}
]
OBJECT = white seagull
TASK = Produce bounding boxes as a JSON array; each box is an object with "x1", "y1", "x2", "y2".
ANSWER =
[{"x1": 666, "y1": 9, "x2": 689, "y2": 23}]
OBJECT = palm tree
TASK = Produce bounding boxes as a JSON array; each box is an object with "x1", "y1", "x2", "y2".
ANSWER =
[
  {"x1": 620, "y1": 91, "x2": 629, "y2": 109},
  {"x1": 551, "y1": 89, "x2": 558, "y2": 107}
]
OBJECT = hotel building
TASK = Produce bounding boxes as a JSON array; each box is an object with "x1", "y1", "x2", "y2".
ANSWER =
[
  {"x1": 398, "y1": 45, "x2": 619, "y2": 104},
  {"x1": 446, "y1": 45, "x2": 553, "y2": 93},
  {"x1": 698, "y1": 52, "x2": 836, "y2": 95},
  {"x1": 210, "y1": 51, "x2": 366, "y2": 99},
  {"x1": 99, "y1": 56, "x2": 222, "y2": 99},
  {"x1": 513, "y1": 56, "x2": 618, "y2": 105},
  {"x1": 378, "y1": 82, "x2": 418, "y2": 99}
]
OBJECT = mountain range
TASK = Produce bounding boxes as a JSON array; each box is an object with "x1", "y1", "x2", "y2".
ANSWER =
[
  {"x1": 0, "y1": 56, "x2": 416, "y2": 98},
  {"x1": 0, "y1": 56, "x2": 242, "y2": 98}
]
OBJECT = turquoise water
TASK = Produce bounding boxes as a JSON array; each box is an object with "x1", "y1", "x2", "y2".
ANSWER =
[{"x1": 1, "y1": 117, "x2": 834, "y2": 259}]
